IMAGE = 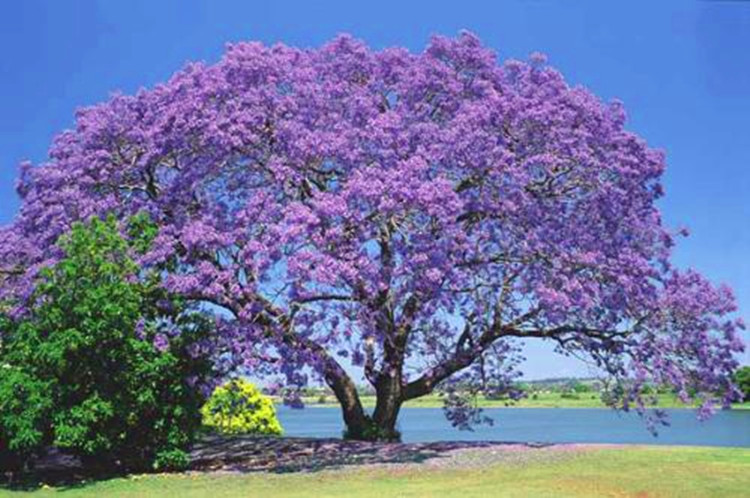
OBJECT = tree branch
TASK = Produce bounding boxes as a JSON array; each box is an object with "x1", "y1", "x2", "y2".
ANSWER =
[
  {"x1": 403, "y1": 321, "x2": 631, "y2": 401},
  {"x1": 295, "y1": 294, "x2": 355, "y2": 304}
]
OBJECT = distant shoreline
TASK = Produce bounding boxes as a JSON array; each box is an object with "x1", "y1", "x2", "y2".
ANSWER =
[{"x1": 272, "y1": 393, "x2": 750, "y2": 411}]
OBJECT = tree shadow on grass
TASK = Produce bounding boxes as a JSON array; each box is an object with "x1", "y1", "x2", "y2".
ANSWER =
[
  {"x1": 1, "y1": 450, "x2": 123, "y2": 491},
  {"x1": 0, "y1": 436, "x2": 553, "y2": 491},
  {"x1": 189, "y1": 435, "x2": 553, "y2": 473}
]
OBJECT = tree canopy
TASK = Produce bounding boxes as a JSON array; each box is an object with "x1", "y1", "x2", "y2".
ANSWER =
[{"x1": 0, "y1": 33, "x2": 744, "y2": 440}]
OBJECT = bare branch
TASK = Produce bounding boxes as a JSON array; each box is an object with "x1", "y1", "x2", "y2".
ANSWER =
[{"x1": 295, "y1": 294, "x2": 355, "y2": 304}]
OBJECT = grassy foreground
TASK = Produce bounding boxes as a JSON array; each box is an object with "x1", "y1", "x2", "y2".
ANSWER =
[
  {"x1": 4, "y1": 446, "x2": 749, "y2": 497},
  {"x1": 292, "y1": 392, "x2": 750, "y2": 410}
]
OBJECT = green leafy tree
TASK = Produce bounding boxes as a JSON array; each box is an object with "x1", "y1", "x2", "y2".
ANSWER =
[
  {"x1": 570, "y1": 381, "x2": 592, "y2": 393},
  {"x1": 0, "y1": 215, "x2": 215, "y2": 472},
  {"x1": 734, "y1": 366, "x2": 750, "y2": 402},
  {"x1": 202, "y1": 379, "x2": 283, "y2": 436}
]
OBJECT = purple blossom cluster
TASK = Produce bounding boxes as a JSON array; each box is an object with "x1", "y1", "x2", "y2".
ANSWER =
[{"x1": 0, "y1": 32, "x2": 743, "y2": 434}]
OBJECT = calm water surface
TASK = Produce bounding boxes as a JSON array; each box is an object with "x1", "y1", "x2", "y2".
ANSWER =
[{"x1": 277, "y1": 407, "x2": 750, "y2": 447}]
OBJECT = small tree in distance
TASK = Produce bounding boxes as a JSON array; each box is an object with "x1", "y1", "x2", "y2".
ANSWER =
[{"x1": 0, "y1": 33, "x2": 744, "y2": 441}]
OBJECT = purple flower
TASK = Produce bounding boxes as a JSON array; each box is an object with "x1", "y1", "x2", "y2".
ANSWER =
[
  {"x1": 135, "y1": 318, "x2": 146, "y2": 340},
  {"x1": 153, "y1": 333, "x2": 169, "y2": 353}
]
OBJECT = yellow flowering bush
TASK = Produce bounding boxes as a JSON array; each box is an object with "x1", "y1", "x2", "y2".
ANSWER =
[{"x1": 201, "y1": 379, "x2": 283, "y2": 435}]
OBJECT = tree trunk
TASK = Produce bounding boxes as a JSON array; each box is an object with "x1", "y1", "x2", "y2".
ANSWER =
[
  {"x1": 320, "y1": 355, "x2": 371, "y2": 440},
  {"x1": 341, "y1": 364, "x2": 405, "y2": 443},
  {"x1": 371, "y1": 372, "x2": 403, "y2": 442},
  {"x1": 333, "y1": 378, "x2": 370, "y2": 440},
  {"x1": 330, "y1": 365, "x2": 405, "y2": 442}
]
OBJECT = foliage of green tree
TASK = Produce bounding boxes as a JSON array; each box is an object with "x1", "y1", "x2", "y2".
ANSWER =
[
  {"x1": 0, "y1": 215, "x2": 215, "y2": 472},
  {"x1": 734, "y1": 366, "x2": 750, "y2": 402},
  {"x1": 569, "y1": 381, "x2": 592, "y2": 393},
  {"x1": 202, "y1": 379, "x2": 283, "y2": 436}
]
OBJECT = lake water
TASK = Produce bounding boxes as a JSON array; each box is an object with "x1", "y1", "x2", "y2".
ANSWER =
[{"x1": 277, "y1": 407, "x2": 750, "y2": 447}]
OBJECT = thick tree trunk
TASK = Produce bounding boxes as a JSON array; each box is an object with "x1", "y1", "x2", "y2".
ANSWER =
[
  {"x1": 338, "y1": 394, "x2": 370, "y2": 440},
  {"x1": 329, "y1": 362, "x2": 405, "y2": 442},
  {"x1": 370, "y1": 372, "x2": 403, "y2": 442},
  {"x1": 329, "y1": 366, "x2": 405, "y2": 442},
  {"x1": 321, "y1": 356, "x2": 371, "y2": 440}
]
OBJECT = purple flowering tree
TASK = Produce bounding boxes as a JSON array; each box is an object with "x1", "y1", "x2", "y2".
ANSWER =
[{"x1": 0, "y1": 33, "x2": 744, "y2": 441}]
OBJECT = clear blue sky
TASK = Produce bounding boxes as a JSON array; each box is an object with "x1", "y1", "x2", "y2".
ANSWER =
[{"x1": 0, "y1": 0, "x2": 748, "y2": 378}]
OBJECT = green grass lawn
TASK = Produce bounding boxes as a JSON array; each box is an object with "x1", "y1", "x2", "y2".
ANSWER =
[
  {"x1": 293, "y1": 392, "x2": 750, "y2": 410},
  {"x1": 4, "y1": 446, "x2": 748, "y2": 497}
]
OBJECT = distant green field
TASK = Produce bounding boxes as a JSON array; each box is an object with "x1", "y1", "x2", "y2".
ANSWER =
[
  {"x1": 285, "y1": 392, "x2": 750, "y2": 410},
  {"x1": 5, "y1": 446, "x2": 749, "y2": 497}
]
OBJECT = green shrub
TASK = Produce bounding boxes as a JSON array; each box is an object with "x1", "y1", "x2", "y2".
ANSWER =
[
  {"x1": 202, "y1": 379, "x2": 283, "y2": 436},
  {"x1": 0, "y1": 368, "x2": 52, "y2": 468},
  {"x1": 560, "y1": 392, "x2": 581, "y2": 400},
  {"x1": 0, "y1": 215, "x2": 215, "y2": 472},
  {"x1": 153, "y1": 448, "x2": 191, "y2": 472}
]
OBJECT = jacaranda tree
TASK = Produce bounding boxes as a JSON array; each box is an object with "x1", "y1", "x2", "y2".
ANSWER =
[{"x1": 0, "y1": 33, "x2": 744, "y2": 441}]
